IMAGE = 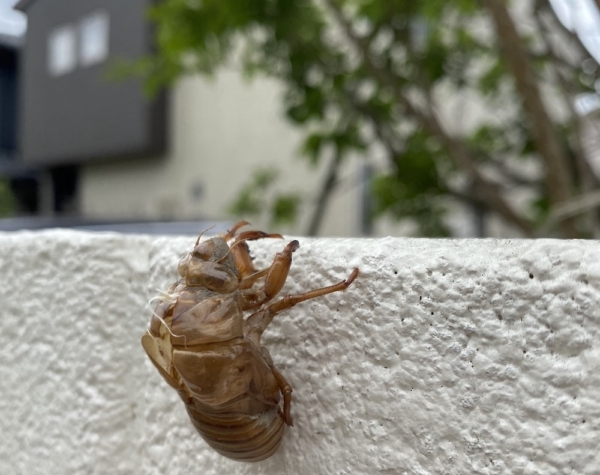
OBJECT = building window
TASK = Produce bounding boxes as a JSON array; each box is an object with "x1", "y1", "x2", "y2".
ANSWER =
[
  {"x1": 47, "y1": 25, "x2": 77, "y2": 76},
  {"x1": 79, "y1": 11, "x2": 110, "y2": 67},
  {"x1": 46, "y1": 11, "x2": 109, "y2": 77}
]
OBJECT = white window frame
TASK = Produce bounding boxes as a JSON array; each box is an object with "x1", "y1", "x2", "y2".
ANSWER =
[
  {"x1": 47, "y1": 24, "x2": 77, "y2": 77},
  {"x1": 79, "y1": 10, "x2": 110, "y2": 68}
]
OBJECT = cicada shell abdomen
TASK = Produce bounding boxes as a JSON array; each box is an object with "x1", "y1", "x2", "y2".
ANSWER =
[
  {"x1": 183, "y1": 369, "x2": 286, "y2": 462},
  {"x1": 171, "y1": 330, "x2": 286, "y2": 462},
  {"x1": 144, "y1": 319, "x2": 286, "y2": 461},
  {"x1": 185, "y1": 405, "x2": 284, "y2": 461}
]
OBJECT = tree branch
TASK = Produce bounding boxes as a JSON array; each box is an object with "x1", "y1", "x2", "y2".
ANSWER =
[
  {"x1": 306, "y1": 143, "x2": 344, "y2": 236},
  {"x1": 532, "y1": 6, "x2": 600, "y2": 235},
  {"x1": 482, "y1": 0, "x2": 578, "y2": 237},
  {"x1": 322, "y1": 0, "x2": 535, "y2": 236},
  {"x1": 539, "y1": 190, "x2": 600, "y2": 235}
]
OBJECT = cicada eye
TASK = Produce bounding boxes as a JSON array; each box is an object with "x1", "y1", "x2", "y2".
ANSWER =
[
  {"x1": 192, "y1": 241, "x2": 216, "y2": 261},
  {"x1": 186, "y1": 260, "x2": 238, "y2": 293}
]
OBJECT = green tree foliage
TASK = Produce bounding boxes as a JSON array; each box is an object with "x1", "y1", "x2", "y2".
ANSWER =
[
  {"x1": 228, "y1": 167, "x2": 300, "y2": 227},
  {"x1": 144, "y1": 0, "x2": 600, "y2": 237}
]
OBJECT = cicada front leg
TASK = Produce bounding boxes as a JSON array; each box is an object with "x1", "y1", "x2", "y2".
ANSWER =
[
  {"x1": 230, "y1": 230, "x2": 282, "y2": 280},
  {"x1": 240, "y1": 240, "x2": 300, "y2": 310}
]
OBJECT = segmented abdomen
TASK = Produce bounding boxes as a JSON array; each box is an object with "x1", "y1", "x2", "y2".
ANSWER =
[{"x1": 185, "y1": 404, "x2": 285, "y2": 462}]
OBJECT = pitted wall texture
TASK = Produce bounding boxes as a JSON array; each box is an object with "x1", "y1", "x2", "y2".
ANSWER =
[{"x1": 0, "y1": 230, "x2": 599, "y2": 475}]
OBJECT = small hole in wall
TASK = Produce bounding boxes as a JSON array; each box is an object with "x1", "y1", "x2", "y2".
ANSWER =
[
  {"x1": 419, "y1": 295, "x2": 422, "y2": 301},
  {"x1": 529, "y1": 273, "x2": 534, "y2": 279},
  {"x1": 582, "y1": 419, "x2": 586, "y2": 424},
  {"x1": 431, "y1": 311, "x2": 434, "y2": 315},
  {"x1": 523, "y1": 349, "x2": 527, "y2": 354},
  {"x1": 497, "y1": 313, "x2": 503, "y2": 321},
  {"x1": 393, "y1": 269, "x2": 398, "y2": 275}
]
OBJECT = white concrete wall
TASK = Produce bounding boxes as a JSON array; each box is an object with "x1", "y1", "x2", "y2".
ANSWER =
[{"x1": 1, "y1": 230, "x2": 599, "y2": 474}]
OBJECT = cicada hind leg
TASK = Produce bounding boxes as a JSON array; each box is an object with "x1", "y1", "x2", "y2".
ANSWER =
[{"x1": 260, "y1": 346, "x2": 294, "y2": 426}]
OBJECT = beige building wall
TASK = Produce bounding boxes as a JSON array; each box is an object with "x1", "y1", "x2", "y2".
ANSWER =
[{"x1": 80, "y1": 70, "x2": 364, "y2": 236}]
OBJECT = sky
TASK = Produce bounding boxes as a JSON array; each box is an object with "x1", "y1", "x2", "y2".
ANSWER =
[
  {"x1": 550, "y1": 0, "x2": 600, "y2": 63},
  {"x1": 0, "y1": 0, "x2": 26, "y2": 37}
]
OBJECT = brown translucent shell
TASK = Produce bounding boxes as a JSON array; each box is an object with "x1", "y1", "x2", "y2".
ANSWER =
[{"x1": 141, "y1": 223, "x2": 358, "y2": 461}]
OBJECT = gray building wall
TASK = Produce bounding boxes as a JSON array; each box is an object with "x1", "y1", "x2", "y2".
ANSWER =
[{"x1": 17, "y1": 0, "x2": 166, "y2": 165}]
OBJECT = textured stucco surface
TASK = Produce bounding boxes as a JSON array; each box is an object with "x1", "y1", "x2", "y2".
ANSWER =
[{"x1": 0, "y1": 230, "x2": 599, "y2": 475}]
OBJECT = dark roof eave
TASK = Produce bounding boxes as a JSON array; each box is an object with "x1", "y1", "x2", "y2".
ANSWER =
[{"x1": 14, "y1": 0, "x2": 37, "y2": 12}]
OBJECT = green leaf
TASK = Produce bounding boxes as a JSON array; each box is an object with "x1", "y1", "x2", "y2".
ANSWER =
[
  {"x1": 271, "y1": 193, "x2": 300, "y2": 225},
  {"x1": 478, "y1": 59, "x2": 507, "y2": 96},
  {"x1": 227, "y1": 168, "x2": 278, "y2": 218},
  {"x1": 370, "y1": 130, "x2": 450, "y2": 236},
  {"x1": 302, "y1": 133, "x2": 325, "y2": 165}
]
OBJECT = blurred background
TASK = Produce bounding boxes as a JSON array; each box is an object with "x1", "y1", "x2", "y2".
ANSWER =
[{"x1": 0, "y1": 0, "x2": 599, "y2": 237}]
